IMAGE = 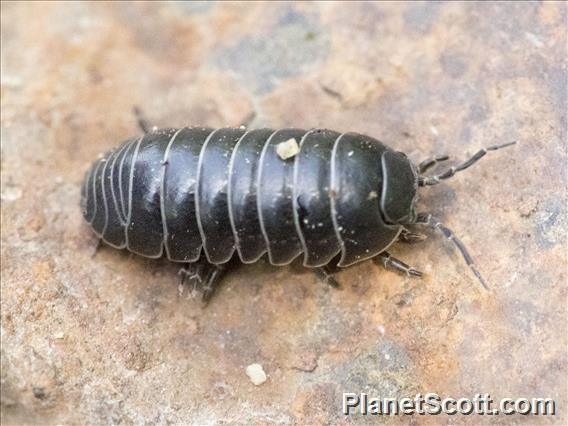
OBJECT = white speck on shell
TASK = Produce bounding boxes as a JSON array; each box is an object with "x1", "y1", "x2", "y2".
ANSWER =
[
  {"x1": 276, "y1": 138, "x2": 300, "y2": 160},
  {"x1": 245, "y1": 363, "x2": 267, "y2": 385}
]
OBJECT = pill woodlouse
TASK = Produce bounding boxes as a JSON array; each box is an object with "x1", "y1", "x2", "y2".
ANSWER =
[{"x1": 81, "y1": 125, "x2": 514, "y2": 302}]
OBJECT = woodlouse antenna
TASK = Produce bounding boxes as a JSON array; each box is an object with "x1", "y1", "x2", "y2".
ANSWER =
[
  {"x1": 419, "y1": 141, "x2": 517, "y2": 186},
  {"x1": 418, "y1": 154, "x2": 450, "y2": 174},
  {"x1": 415, "y1": 213, "x2": 490, "y2": 291}
]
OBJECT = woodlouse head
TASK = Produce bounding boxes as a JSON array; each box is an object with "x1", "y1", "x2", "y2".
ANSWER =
[{"x1": 380, "y1": 150, "x2": 419, "y2": 225}]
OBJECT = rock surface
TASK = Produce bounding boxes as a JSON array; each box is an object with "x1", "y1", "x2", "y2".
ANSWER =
[{"x1": 1, "y1": 2, "x2": 566, "y2": 424}]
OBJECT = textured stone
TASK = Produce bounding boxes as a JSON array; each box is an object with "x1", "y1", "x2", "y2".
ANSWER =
[{"x1": 1, "y1": 2, "x2": 566, "y2": 424}]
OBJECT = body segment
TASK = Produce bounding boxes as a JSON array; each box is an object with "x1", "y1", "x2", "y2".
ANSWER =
[
  {"x1": 126, "y1": 129, "x2": 175, "y2": 257},
  {"x1": 227, "y1": 128, "x2": 273, "y2": 263},
  {"x1": 257, "y1": 128, "x2": 309, "y2": 265},
  {"x1": 292, "y1": 129, "x2": 342, "y2": 267},
  {"x1": 196, "y1": 128, "x2": 246, "y2": 263},
  {"x1": 161, "y1": 127, "x2": 213, "y2": 262}
]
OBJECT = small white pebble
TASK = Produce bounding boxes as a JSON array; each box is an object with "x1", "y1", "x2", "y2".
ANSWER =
[
  {"x1": 525, "y1": 31, "x2": 544, "y2": 48},
  {"x1": 245, "y1": 363, "x2": 267, "y2": 386},
  {"x1": 1, "y1": 186, "x2": 22, "y2": 202},
  {"x1": 276, "y1": 138, "x2": 300, "y2": 160},
  {"x1": 2, "y1": 76, "x2": 22, "y2": 88}
]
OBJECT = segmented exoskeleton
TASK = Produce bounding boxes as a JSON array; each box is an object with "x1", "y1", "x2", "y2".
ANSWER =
[{"x1": 81, "y1": 126, "x2": 514, "y2": 302}]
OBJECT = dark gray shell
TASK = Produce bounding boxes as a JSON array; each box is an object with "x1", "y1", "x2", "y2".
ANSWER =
[
  {"x1": 81, "y1": 127, "x2": 406, "y2": 267},
  {"x1": 330, "y1": 133, "x2": 401, "y2": 266}
]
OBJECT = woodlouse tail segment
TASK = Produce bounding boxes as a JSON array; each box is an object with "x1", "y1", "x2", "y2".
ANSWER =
[
  {"x1": 415, "y1": 213, "x2": 490, "y2": 291},
  {"x1": 418, "y1": 141, "x2": 517, "y2": 186}
]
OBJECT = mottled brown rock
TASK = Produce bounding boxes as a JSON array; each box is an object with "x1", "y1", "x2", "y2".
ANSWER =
[{"x1": 1, "y1": 2, "x2": 566, "y2": 424}]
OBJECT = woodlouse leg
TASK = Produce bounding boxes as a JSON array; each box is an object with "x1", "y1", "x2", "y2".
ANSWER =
[
  {"x1": 239, "y1": 110, "x2": 256, "y2": 128},
  {"x1": 415, "y1": 213, "x2": 489, "y2": 291},
  {"x1": 399, "y1": 228, "x2": 427, "y2": 243},
  {"x1": 178, "y1": 260, "x2": 230, "y2": 304},
  {"x1": 178, "y1": 262, "x2": 205, "y2": 287},
  {"x1": 418, "y1": 155, "x2": 450, "y2": 173},
  {"x1": 419, "y1": 141, "x2": 516, "y2": 186},
  {"x1": 133, "y1": 106, "x2": 153, "y2": 134},
  {"x1": 377, "y1": 251, "x2": 423, "y2": 277},
  {"x1": 91, "y1": 238, "x2": 103, "y2": 258},
  {"x1": 315, "y1": 265, "x2": 341, "y2": 288},
  {"x1": 315, "y1": 254, "x2": 342, "y2": 288},
  {"x1": 201, "y1": 263, "x2": 230, "y2": 305},
  {"x1": 178, "y1": 262, "x2": 202, "y2": 299}
]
